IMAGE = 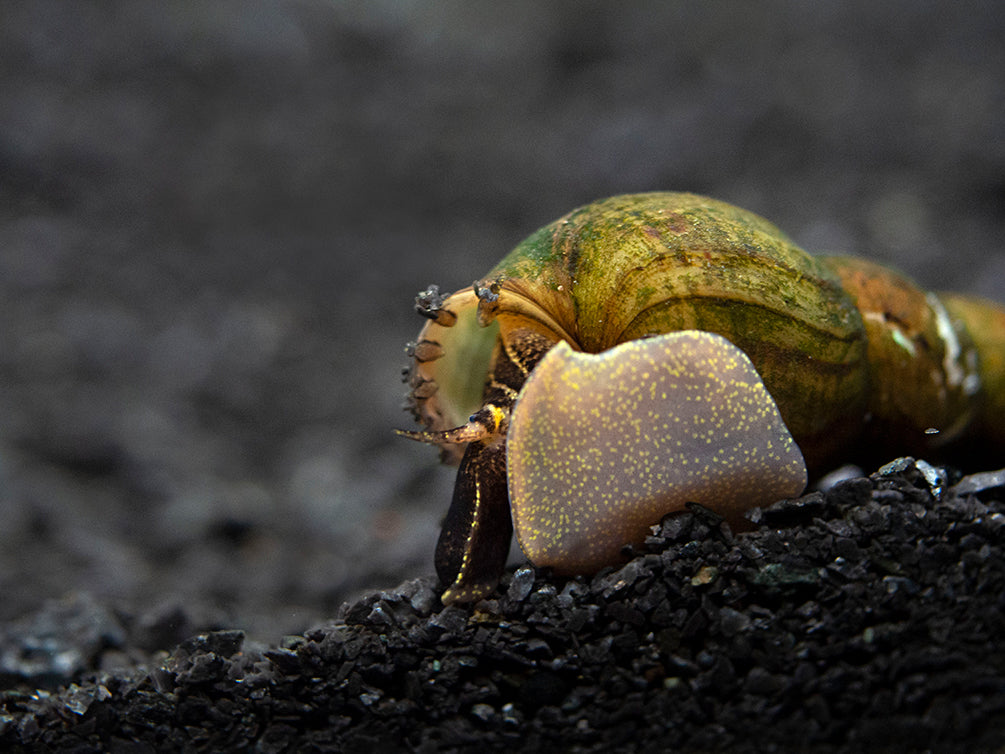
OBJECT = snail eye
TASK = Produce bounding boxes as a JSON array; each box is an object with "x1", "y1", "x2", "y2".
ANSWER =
[{"x1": 506, "y1": 330, "x2": 807, "y2": 575}]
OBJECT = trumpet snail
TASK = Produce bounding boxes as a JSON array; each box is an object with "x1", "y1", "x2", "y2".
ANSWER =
[{"x1": 401, "y1": 192, "x2": 1005, "y2": 604}]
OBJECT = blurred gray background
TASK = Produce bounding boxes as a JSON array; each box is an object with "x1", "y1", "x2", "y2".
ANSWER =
[{"x1": 1, "y1": 0, "x2": 1003, "y2": 641}]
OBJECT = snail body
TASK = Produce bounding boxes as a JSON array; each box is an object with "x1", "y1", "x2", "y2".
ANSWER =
[{"x1": 403, "y1": 192, "x2": 1005, "y2": 604}]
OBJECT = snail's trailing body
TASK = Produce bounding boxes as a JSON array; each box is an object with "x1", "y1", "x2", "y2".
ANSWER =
[{"x1": 402, "y1": 192, "x2": 1005, "y2": 604}]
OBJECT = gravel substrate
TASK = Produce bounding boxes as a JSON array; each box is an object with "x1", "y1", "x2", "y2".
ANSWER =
[{"x1": 3, "y1": 458, "x2": 1003, "y2": 752}]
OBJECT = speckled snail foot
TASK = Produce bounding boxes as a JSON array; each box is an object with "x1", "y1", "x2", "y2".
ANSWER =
[
  {"x1": 401, "y1": 192, "x2": 1005, "y2": 604},
  {"x1": 508, "y1": 332, "x2": 807, "y2": 575}
]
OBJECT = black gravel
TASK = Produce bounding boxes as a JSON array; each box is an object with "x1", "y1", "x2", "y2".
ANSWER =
[{"x1": 3, "y1": 458, "x2": 1003, "y2": 752}]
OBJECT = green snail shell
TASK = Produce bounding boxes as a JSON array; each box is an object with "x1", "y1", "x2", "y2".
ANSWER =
[
  {"x1": 412, "y1": 192, "x2": 871, "y2": 471},
  {"x1": 405, "y1": 191, "x2": 1005, "y2": 603}
]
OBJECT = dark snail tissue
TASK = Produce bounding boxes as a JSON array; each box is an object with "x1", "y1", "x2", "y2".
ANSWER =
[{"x1": 2, "y1": 458, "x2": 1004, "y2": 753}]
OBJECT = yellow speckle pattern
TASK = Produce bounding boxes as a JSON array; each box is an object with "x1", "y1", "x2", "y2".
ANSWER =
[
  {"x1": 487, "y1": 404, "x2": 506, "y2": 432},
  {"x1": 507, "y1": 331, "x2": 807, "y2": 575}
]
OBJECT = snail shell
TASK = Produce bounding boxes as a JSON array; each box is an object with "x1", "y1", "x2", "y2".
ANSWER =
[{"x1": 404, "y1": 192, "x2": 1005, "y2": 603}]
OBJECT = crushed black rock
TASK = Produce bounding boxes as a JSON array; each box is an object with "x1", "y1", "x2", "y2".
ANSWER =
[{"x1": 2, "y1": 459, "x2": 1004, "y2": 752}]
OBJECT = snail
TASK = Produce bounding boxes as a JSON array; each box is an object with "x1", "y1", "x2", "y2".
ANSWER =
[{"x1": 401, "y1": 192, "x2": 1005, "y2": 604}]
